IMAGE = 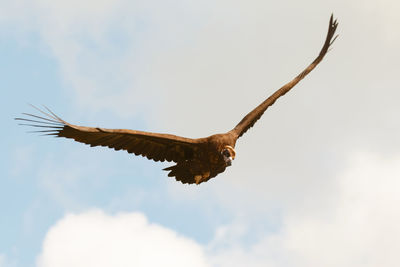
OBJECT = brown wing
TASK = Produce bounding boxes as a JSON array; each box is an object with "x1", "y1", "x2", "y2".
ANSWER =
[
  {"x1": 16, "y1": 105, "x2": 204, "y2": 163},
  {"x1": 231, "y1": 15, "x2": 338, "y2": 138}
]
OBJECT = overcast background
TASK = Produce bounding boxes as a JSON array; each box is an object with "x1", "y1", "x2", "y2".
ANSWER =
[{"x1": 1, "y1": 0, "x2": 400, "y2": 266}]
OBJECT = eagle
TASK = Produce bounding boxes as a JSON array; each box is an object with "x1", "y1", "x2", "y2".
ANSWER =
[{"x1": 16, "y1": 15, "x2": 338, "y2": 185}]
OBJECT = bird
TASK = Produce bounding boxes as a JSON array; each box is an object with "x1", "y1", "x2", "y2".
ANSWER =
[{"x1": 16, "y1": 15, "x2": 338, "y2": 185}]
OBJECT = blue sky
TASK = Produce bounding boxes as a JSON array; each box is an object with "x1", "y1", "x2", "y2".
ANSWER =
[{"x1": 2, "y1": 0, "x2": 400, "y2": 266}]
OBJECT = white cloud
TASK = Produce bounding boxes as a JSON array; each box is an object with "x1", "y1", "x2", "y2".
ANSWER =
[
  {"x1": 35, "y1": 151, "x2": 400, "y2": 267},
  {"x1": 207, "y1": 152, "x2": 400, "y2": 267},
  {"x1": 37, "y1": 210, "x2": 209, "y2": 267}
]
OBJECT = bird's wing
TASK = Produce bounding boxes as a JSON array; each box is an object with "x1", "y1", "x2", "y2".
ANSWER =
[
  {"x1": 16, "y1": 106, "x2": 204, "y2": 163},
  {"x1": 231, "y1": 15, "x2": 338, "y2": 139}
]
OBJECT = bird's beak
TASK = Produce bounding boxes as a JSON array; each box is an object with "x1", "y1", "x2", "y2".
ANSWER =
[{"x1": 226, "y1": 156, "x2": 233, "y2": 166}]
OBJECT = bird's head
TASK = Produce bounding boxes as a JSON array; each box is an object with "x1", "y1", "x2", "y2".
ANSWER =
[{"x1": 221, "y1": 145, "x2": 236, "y2": 166}]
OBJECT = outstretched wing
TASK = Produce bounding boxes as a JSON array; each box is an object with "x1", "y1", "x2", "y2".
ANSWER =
[
  {"x1": 231, "y1": 15, "x2": 338, "y2": 138},
  {"x1": 16, "y1": 106, "x2": 204, "y2": 163}
]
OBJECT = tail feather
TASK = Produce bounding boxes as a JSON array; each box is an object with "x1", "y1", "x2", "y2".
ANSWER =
[
  {"x1": 163, "y1": 161, "x2": 221, "y2": 185},
  {"x1": 163, "y1": 164, "x2": 196, "y2": 184}
]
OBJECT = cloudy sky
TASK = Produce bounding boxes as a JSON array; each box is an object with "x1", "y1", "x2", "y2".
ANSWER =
[{"x1": 1, "y1": 0, "x2": 400, "y2": 266}]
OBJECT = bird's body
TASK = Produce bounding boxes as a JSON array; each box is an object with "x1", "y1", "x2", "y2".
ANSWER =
[
  {"x1": 17, "y1": 15, "x2": 338, "y2": 184},
  {"x1": 164, "y1": 132, "x2": 237, "y2": 184}
]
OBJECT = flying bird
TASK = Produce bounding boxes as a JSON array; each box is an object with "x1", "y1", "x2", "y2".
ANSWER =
[{"x1": 16, "y1": 15, "x2": 338, "y2": 185}]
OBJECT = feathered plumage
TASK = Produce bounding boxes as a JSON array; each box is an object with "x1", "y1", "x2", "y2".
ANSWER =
[{"x1": 16, "y1": 15, "x2": 338, "y2": 184}]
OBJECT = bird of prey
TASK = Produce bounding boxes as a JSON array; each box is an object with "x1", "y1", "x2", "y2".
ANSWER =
[{"x1": 16, "y1": 15, "x2": 338, "y2": 185}]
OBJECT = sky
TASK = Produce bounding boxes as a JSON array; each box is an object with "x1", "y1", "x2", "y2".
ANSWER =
[{"x1": 1, "y1": 0, "x2": 400, "y2": 266}]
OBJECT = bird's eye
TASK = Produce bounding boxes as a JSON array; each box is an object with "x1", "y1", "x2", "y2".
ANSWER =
[{"x1": 222, "y1": 149, "x2": 230, "y2": 157}]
